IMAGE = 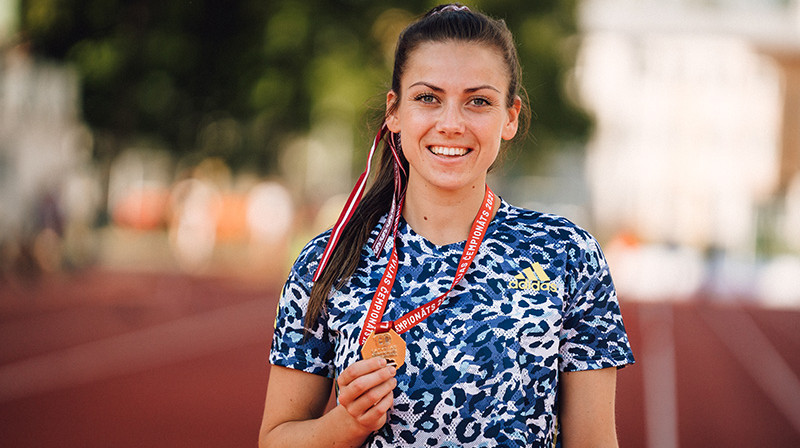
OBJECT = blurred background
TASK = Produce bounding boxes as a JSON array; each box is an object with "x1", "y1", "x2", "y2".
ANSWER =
[{"x1": 0, "y1": 0, "x2": 799, "y2": 447}]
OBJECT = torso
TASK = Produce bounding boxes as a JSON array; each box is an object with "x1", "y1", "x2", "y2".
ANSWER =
[{"x1": 271, "y1": 199, "x2": 634, "y2": 447}]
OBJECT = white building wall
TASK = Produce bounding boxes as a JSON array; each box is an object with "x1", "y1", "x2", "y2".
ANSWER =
[{"x1": 576, "y1": 1, "x2": 786, "y2": 254}]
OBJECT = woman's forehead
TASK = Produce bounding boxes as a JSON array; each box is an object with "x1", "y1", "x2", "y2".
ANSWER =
[{"x1": 401, "y1": 41, "x2": 510, "y2": 92}]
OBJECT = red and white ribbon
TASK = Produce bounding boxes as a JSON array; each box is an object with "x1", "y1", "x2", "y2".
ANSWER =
[{"x1": 313, "y1": 124, "x2": 406, "y2": 282}]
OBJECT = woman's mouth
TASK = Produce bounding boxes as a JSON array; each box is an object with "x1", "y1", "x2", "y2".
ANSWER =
[{"x1": 428, "y1": 145, "x2": 471, "y2": 157}]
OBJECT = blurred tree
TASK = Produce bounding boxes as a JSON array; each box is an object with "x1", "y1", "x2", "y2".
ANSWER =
[{"x1": 18, "y1": 0, "x2": 588, "y2": 175}]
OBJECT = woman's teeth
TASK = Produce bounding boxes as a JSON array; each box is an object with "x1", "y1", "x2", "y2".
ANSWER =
[{"x1": 429, "y1": 146, "x2": 469, "y2": 156}]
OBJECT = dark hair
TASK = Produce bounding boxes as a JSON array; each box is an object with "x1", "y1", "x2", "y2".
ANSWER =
[{"x1": 305, "y1": 4, "x2": 527, "y2": 330}]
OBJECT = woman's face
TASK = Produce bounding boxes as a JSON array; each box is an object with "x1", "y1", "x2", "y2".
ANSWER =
[{"x1": 386, "y1": 41, "x2": 521, "y2": 194}]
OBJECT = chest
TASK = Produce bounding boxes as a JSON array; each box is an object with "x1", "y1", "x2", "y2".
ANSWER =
[{"x1": 326, "y1": 244, "x2": 568, "y2": 372}]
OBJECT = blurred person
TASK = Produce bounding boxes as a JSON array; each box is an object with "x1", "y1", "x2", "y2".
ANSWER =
[
  {"x1": 260, "y1": 4, "x2": 634, "y2": 447},
  {"x1": 28, "y1": 189, "x2": 64, "y2": 273}
]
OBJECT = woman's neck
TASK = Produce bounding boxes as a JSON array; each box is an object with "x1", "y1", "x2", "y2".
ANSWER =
[{"x1": 401, "y1": 181, "x2": 494, "y2": 246}]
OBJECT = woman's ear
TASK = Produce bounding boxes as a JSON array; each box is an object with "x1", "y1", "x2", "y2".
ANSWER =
[
  {"x1": 501, "y1": 96, "x2": 522, "y2": 141},
  {"x1": 385, "y1": 90, "x2": 400, "y2": 132}
]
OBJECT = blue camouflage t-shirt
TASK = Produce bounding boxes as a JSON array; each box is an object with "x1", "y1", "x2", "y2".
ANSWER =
[{"x1": 270, "y1": 199, "x2": 634, "y2": 447}]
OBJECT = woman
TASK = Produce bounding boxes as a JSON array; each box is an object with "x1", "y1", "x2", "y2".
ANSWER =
[{"x1": 260, "y1": 4, "x2": 634, "y2": 447}]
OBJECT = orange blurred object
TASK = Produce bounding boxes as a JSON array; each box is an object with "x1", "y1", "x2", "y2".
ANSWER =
[
  {"x1": 215, "y1": 193, "x2": 249, "y2": 242},
  {"x1": 112, "y1": 187, "x2": 170, "y2": 230}
]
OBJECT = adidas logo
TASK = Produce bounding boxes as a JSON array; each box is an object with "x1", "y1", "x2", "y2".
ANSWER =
[{"x1": 509, "y1": 263, "x2": 558, "y2": 292}]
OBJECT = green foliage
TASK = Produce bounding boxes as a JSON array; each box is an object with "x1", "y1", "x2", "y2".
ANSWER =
[{"x1": 18, "y1": 0, "x2": 590, "y2": 175}]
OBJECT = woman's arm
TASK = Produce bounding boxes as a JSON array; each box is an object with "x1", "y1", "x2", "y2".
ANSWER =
[
  {"x1": 559, "y1": 367, "x2": 620, "y2": 448},
  {"x1": 258, "y1": 358, "x2": 396, "y2": 448}
]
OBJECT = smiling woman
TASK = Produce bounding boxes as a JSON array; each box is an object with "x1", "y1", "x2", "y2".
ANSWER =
[
  {"x1": 259, "y1": 4, "x2": 634, "y2": 448},
  {"x1": 385, "y1": 41, "x2": 521, "y2": 232}
]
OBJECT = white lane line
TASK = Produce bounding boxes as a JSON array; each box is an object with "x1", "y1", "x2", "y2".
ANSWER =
[
  {"x1": 0, "y1": 299, "x2": 271, "y2": 403},
  {"x1": 639, "y1": 303, "x2": 680, "y2": 448},
  {"x1": 700, "y1": 307, "x2": 800, "y2": 435}
]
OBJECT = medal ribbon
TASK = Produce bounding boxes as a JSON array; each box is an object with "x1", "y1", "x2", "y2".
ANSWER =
[
  {"x1": 313, "y1": 124, "x2": 405, "y2": 282},
  {"x1": 358, "y1": 186, "x2": 496, "y2": 345}
]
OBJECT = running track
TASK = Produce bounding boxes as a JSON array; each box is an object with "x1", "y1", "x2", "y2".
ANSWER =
[{"x1": 1, "y1": 269, "x2": 799, "y2": 447}]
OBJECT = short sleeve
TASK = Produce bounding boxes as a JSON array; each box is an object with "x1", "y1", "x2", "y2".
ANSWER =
[
  {"x1": 269, "y1": 237, "x2": 336, "y2": 378},
  {"x1": 559, "y1": 230, "x2": 634, "y2": 372}
]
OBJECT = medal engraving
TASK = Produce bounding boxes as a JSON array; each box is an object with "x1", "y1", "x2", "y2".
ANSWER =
[{"x1": 361, "y1": 328, "x2": 406, "y2": 368}]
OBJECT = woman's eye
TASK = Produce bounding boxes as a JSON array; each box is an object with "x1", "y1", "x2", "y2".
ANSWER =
[
  {"x1": 470, "y1": 97, "x2": 491, "y2": 107},
  {"x1": 415, "y1": 94, "x2": 437, "y2": 104}
]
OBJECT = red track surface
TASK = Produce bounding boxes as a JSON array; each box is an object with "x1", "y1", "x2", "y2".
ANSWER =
[{"x1": 1, "y1": 269, "x2": 799, "y2": 447}]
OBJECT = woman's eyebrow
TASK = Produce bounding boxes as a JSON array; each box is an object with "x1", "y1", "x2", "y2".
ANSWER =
[
  {"x1": 408, "y1": 81, "x2": 500, "y2": 94},
  {"x1": 409, "y1": 81, "x2": 443, "y2": 92},
  {"x1": 465, "y1": 85, "x2": 501, "y2": 94}
]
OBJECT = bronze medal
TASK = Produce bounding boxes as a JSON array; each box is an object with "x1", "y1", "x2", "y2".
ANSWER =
[{"x1": 361, "y1": 328, "x2": 406, "y2": 369}]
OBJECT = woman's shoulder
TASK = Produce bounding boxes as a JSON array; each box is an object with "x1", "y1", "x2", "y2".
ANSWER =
[
  {"x1": 287, "y1": 228, "x2": 333, "y2": 281},
  {"x1": 500, "y1": 200, "x2": 597, "y2": 244},
  {"x1": 499, "y1": 200, "x2": 609, "y2": 276}
]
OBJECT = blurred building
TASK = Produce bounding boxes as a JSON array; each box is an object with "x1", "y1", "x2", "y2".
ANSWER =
[
  {"x1": 0, "y1": 49, "x2": 88, "y2": 225},
  {"x1": 576, "y1": 0, "x2": 800, "y2": 303},
  {"x1": 0, "y1": 41, "x2": 97, "y2": 272}
]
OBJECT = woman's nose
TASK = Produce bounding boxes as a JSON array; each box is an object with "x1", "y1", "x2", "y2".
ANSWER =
[{"x1": 435, "y1": 102, "x2": 465, "y2": 135}]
